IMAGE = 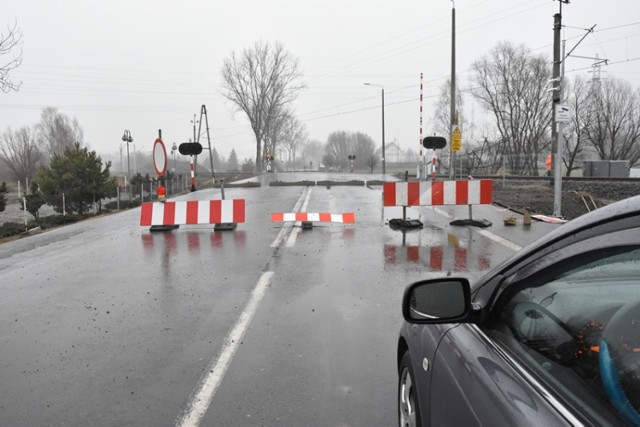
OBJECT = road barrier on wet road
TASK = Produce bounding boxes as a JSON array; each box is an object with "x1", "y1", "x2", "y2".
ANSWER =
[
  {"x1": 271, "y1": 212, "x2": 355, "y2": 224},
  {"x1": 383, "y1": 179, "x2": 493, "y2": 207},
  {"x1": 383, "y1": 179, "x2": 493, "y2": 227},
  {"x1": 140, "y1": 199, "x2": 245, "y2": 227}
]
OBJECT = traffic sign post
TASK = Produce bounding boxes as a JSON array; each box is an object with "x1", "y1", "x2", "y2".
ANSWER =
[
  {"x1": 178, "y1": 142, "x2": 203, "y2": 192},
  {"x1": 555, "y1": 104, "x2": 570, "y2": 123},
  {"x1": 348, "y1": 154, "x2": 356, "y2": 172},
  {"x1": 422, "y1": 136, "x2": 447, "y2": 180},
  {"x1": 451, "y1": 127, "x2": 462, "y2": 152},
  {"x1": 153, "y1": 138, "x2": 168, "y2": 177}
]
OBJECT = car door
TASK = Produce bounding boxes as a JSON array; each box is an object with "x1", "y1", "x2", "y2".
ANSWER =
[{"x1": 429, "y1": 224, "x2": 640, "y2": 426}]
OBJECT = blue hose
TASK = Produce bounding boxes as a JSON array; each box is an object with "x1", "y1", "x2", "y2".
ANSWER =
[{"x1": 599, "y1": 340, "x2": 640, "y2": 426}]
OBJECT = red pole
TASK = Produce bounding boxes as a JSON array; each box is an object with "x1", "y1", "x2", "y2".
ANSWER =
[
  {"x1": 432, "y1": 149, "x2": 437, "y2": 181},
  {"x1": 419, "y1": 73, "x2": 423, "y2": 179},
  {"x1": 190, "y1": 155, "x2": 196, "y2": 192}
]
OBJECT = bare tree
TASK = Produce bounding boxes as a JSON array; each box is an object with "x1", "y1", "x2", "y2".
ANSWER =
[
  {"x1": 323, "y1": 131, "x2": 377, "y2": 171},
  {"x1": 470, "y1": 41, "x2": 551, "y2": 175},
  {"x1": 221, "y1": 40, "x2": 305, "y2": 170},
  {"x1": 432, "y1": 77, "x2": 466, "y2": 137},
  {"x1": 583, "y1": 78, "x2": 640, "y2": 166},
  {"x1": 563, "y1": 75, "x2": 594, "y2": 176},
  {"x1": 367, "y1": 153, "x2": 379, "y2": 173},
  {"x1": 263, "y1": 107, "x2": 292, "y2": 161},
  {"x1": 301, "y1": 139, "x2": 324, "y2": 169},
  {"x1": 0, "y1": 126, "x2": 44, "y2": 182},
  {"x1": 37, "y1": 107, "x2": 84, "y2": 159},
  {"x1": 324, "y1": 131, "x2": 352, "y2": 170},
  {"x1": 0, "y1": 20, "x2": 22, "y2": 93},
  {"x1": 280, "y1": 116, "x2": 307, "y2": 169},
  {"x1": 351, "y1": 132, "x2": 377, "y2": 170}
]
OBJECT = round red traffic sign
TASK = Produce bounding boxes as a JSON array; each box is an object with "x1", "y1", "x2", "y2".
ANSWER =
[{"x1": 153, "y1": 138, "x2": 168, "y2": 177}]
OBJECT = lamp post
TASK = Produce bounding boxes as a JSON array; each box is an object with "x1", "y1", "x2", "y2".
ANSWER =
[
  {"x1": 121, "y1": 130, "x2": 133, "y2": 203},
  {"x1": 364, "y1": 82, "x2": 385, "y2": 176}
]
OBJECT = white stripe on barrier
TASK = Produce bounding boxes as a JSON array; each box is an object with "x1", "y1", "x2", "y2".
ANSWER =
[
  {"x1": 175, "y1": 202, "x2": 187, "y2": 224},
  {"x1": 221, "y1": 200, "x2": 233, "y2": 223},
  {"x1": 151, "y1": 203, "x2": 164, "y2": 225},
  {"x1": 443, "y1": 181, "x2": 456, "y2": 205},
  {"x1": 197, "y1": 201, "x2": 209, "y2": 224}
]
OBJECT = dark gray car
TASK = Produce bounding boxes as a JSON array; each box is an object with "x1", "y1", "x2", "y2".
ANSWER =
[{"x1": 398, "y1": 195, "x2": 640, "y2": 426}]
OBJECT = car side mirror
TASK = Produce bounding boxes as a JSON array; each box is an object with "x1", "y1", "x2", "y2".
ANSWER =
[{"x1": 402, "y1": 278, "x2": 472, "y2": 323}]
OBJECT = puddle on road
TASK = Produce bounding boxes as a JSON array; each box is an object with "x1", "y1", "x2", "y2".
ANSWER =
[
  {"x1": 141, "y1": 230, "x2": 247, "y2": 254},
  {"x1": 383, "y1": 226, "x2": 492, "y2": 273}
]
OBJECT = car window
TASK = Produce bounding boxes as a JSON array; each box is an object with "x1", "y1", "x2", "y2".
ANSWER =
[{"x1": 485, "y1": 247, "x2": 640, "y2": 426}]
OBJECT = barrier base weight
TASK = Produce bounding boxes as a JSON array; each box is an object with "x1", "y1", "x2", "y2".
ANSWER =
[
  {"x1": 450, "y1": 219, "x2": 492, "y2": 228},
  {"x1": 388, "y1": 219, "x2": 424, "y2": 230},
  {"x1": 150, "y1": 225, "x2": 180, "y2": 232},
  {"x1": 214, "y1": 222, "x2": 238, "y2": 231}
]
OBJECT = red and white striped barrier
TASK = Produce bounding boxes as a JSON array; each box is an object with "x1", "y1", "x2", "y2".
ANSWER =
[
  {"x1": 383, "y1": 180, "x2": 493, "y2": 207},
  {"x1": 384, "y1": 244, "x2": 491, "y2": 272},
  {"x1": 271, "y1": 212, "x2": 355, "y2": 224},
  {"x1": 140, "y1": 199, "x2": 245, "y2": 226}
]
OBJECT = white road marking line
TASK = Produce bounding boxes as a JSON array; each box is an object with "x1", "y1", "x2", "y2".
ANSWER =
[
  {"x1": 175, "y1": 271, "x2": 275, "y2": 427},
  {"x1": 470, "y1": 227, "x2": 523, "y2": 251},
  {"x1": 270, "y1": 188, "x2": 310, "y2": 248},
  {"x1": 431, "y1": 206, "x2": 523, "y2": 252},
  {"x1": 270, "y1": 187, "x2": 311, "y2": 248},
  {"x1": 285, "y1": 187, "x2": 313, "y2": 248}
]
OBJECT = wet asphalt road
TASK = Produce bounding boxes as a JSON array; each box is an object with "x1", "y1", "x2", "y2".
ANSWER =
[{"x1": 0, "y1": 172, "x2": 560, "y2": 426}]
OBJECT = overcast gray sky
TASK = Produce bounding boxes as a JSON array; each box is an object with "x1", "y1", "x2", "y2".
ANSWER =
[{"x1": 2, "y1": 0, "x2": 639, "y2": 168}]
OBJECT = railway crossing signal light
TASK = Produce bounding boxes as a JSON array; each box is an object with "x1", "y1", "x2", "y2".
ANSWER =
[
  {"x1": 422, "y1": 136, "x2": 447, "y2": 150},
  {"x1": 179, "y1": 142, "x2": 203, "y2": 156}
]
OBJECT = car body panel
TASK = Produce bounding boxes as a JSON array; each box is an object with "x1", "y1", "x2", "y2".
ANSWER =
[{"x1": 399, "y1": 195, "x2": 640, "y2": 426}]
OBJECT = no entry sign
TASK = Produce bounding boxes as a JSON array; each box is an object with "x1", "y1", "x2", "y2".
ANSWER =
[{"x1": 153, "y1": 138, "x2": 168, "y2": 177}]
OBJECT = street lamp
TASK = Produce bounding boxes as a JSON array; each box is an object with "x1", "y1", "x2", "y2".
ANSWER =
[
  {"x1": 364, "y1": 82, "x2": 385, "y2": 175},
  {"x1": 121, "y1": 130, "x2": 133, "y2": 203}
]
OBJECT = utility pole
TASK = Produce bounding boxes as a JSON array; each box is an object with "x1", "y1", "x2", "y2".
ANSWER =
[
  {"x1": 196, "y1": 105, "x2": 220, "y2": 196},
  {"x1": 449, "y1": 1, "x2": 456, "y2": 180},
  {"x1": 191, "y1": 113, "x2": 199, "y2": 180},
  {"x1": 551, "y1": 6, "x2": 564, "y2": 218}
]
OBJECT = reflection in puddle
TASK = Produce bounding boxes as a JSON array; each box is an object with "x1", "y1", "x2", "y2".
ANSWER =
[
  {"x1": 384, "y1": 244, "x2": 491, "y2": 272},
  {"x1": 384, "y1": 227, "x2": 492, "y2": 272},
  {"x1": 141, "y1": 230, "x2": 247, "y2": 253}
]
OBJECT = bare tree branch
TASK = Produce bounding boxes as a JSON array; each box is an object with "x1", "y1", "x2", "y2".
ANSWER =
[
  {"x1": 0, "y1": 20, "x2": 23, "y2": 93},
  {"x1": 584, "y1": 78, "x2": 640, "y2": 166},
  {"x1": 220, "y1": 40, "x2": 305, "y2": 171},
  {"x1": 470, "y1": 41, "x2": 551, "y2": 175},
  {"x1": 0, "y1": 126, "x2": 44, "y2": 182}
]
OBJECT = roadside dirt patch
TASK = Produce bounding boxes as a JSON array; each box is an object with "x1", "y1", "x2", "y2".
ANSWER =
[{"x1": 492, "y1": 180, "x2": 638, "y2": 221}]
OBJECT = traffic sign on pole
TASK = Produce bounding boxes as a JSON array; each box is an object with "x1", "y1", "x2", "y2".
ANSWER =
[
  {"x1": 451, "y1": 127, "x2": 462, "y2": 152},
  {"x1": 153, "y1": 138, "x2": 168, "y2": 177}
]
